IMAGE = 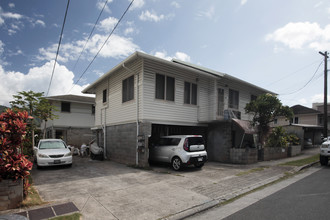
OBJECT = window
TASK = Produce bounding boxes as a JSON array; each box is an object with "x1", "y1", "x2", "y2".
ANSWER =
[
  {"x1": 102, "y1": 89, "x2": 107, "y2": 103},
  {"x1": 92, "y1": 105, "x2": 95, "y2": 115},
  {"x1": 274, "y1": 118, "x2": 278, "y2": 124},
  {"x1": 294, "y1": 117, "x2": 299, "y2": 124},
  {"x1": 184, "y1": 82, "x2": 197, "y2": 105},
  {"x1": 229, "y1": 89, "x2": 239, "y2": 109},
  {"x1": 251, "y1": 95, "x2": 257, "y2": 101},
  {"x1": 217, "y1": 88, "x2": 224, "y2": 116},
  {"x1": 122, "y1": 75, "x2": 134, "y2": 103},
  {"x1": 61, "y1": 102, "x2": 70, "y2": 112},
  {"x1": 155, "y1": 74, "x2": 175, "y2": 101}
]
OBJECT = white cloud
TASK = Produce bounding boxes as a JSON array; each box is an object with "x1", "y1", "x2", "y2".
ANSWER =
[
  {"x1": 241, "y1": 0, "x2": 248, "y2": 5},
  {"x1": 130, "y1": 0, "x2": 145, "y2": 10},
  {"x1": 196, "y1": 6, "x2": 215, "y2": 20},
  {"x1": 154, "y1": 51, "x2": 191, "y2": 62},
  {"x1": 0, "y1": 62, "x2": 91, "y2": 106},
  {"x1": 98, "y1": 17, "x2": 118, "y2": 32},
  {"x1": 174, "y1": 52, "x2": 191, "y2": 62},
  {"x1": 266, "y1": 22, "x2": 330, "y2": 51},
  {"x1": 124, "y1": 27, "x2": 134, "y2": 35},
  {"x1": 36, "y1": 33, "x2": 140, "y2": 63},
  {"x1": 0, "y1": 40, "x2": 4, "y2": 55},
  {"x1": 8, "y1": 3, "x2": 15, "y2": 8},
  {"x1": 35, "y1": 19, "x2": 46, "y2": 27},
  {"x1": 86, "y1": 34, "x2": 139, "y2": 58},
  {"x1": 96, "y1": 0, "x2": 113, "y2": 13},
  {"x1": 139, "y1": 10, "x2": 165, "y2": 22},
  {"x1": 171, "y1": 1, "x2": 180, "y2": 8}
]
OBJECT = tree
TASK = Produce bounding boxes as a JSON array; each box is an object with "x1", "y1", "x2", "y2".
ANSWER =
[
  {"x1": 10, "y1": 91, "x2": 57, "y2": 149},
  {"x1": 245, "y1": 93, "x2": 293, "y2": 147}
]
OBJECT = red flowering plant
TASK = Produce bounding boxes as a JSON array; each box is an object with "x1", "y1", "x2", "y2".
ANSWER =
[{"x1": 0, "y1": 109, "x2": 33, "y2": 196}]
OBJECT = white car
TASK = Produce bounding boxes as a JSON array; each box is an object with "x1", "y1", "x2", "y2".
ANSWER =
[
  {"x1": 34, "y1": 139, "x2": 72, "y2": 168},
  {"x1": 149, "y1": 135, "x2": 207, "y2": 171},
  {"x1": 320, "y1": 139, "x2": 330, "y2": 166}
]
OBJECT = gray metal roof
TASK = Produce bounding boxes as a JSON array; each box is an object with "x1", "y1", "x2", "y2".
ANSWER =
[
  {"x1": 46, "y1": 94, "x2": 95, "y2": 104},
  {"x1": 82, "y1": 51, "x2": 276, "y2": 95}
]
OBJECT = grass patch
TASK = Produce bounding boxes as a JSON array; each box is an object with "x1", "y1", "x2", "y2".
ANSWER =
[
  {"x1": 21, "y1": 175, "x2": 47, "y2": 208},
  {"x1": 280, "y1": 154, "x2": 319, "y2": 166},
  {"x1": 49, "y1": 213, "x2": 82, "y2": 220},
  {"x1": 236, "y1": 167, "x2": 268, "y2": 176}
]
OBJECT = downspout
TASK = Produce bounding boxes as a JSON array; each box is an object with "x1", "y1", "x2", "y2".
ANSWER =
[
  {"x1": 122, "y1": 63, "x2": 139, "y2": 166},
  {"x1": 101, "y1": 78, "x2": 110, "y2": 159}
]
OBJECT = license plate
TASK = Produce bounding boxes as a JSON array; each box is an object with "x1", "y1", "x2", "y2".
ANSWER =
[
  {"x1": 54, "y1": 160, "x2": 61, "y2": 164},
  {"x1": 198, "y1": 157, "x2": 203, "y2": 162}
]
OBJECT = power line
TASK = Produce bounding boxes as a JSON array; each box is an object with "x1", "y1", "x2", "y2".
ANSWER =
[
  {"x1": 46, "y1": 0, "x2": 70, "y2": 96},
  {"x1": 266, "y1": 58, "x2": 323, "y2": 87},
  {"x1": 67, "y1": 0, "x2": 135, "y2": 94},
  {"x1": 71, "y1": 0, "x2": 109, "y2": 73},
  {"x1": 279, "y1": 60, "x2": 324, "y2": 96}
]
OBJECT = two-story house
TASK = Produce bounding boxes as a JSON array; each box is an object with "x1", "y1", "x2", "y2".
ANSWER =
[
  {"x1": 82, "y1": 52, "x2": 273, "y2": 166},
  {"x1": 272, "y1": 104, "x2": 323, "y2": 146},
  {"x1": 41, "y1": 95, "x2": 95, "y2": 147}
]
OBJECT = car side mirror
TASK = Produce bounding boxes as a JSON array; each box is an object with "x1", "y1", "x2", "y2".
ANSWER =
[{"x1": 33, "y1": 146, "x2": 38, "y2": 151}]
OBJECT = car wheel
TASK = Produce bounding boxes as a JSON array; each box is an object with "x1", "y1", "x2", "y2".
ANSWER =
[
  {"x1": 171, "y1": 157, "x2": 182, "y2": 171},
  {"x1": 90, "y1": 152, "x2": 96, "y2": 160},
  {"x1": 194, "y1": 163, "x2": 204, "y2": 168},
  {"x1": 320, "y1": 155, "x2": 328, "y2": 166}
]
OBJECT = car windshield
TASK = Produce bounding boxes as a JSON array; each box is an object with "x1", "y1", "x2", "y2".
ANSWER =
[{"x1": 39, "y1": 141, "x2": 66, "y2": 149}]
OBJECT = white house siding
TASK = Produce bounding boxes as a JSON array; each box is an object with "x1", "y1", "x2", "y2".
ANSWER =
[
  {"x1": 94, "y1": 59, "x2": 143, "y2": 127},
  {"x1": 142, "y1": 59, "x2": 212, "y2": 125},
  {"x1": 47, "y1": 101, "x2": 94, "y2": 128},
  {"x1": 217, "y1": 78, "x2": 266, "y2": 121}
]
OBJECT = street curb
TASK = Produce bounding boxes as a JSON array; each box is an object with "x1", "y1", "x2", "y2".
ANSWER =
[
  {"x1": 298, "y1": 160, "x2": 320, "y2": 171},
  {"x1": 162, "y1": 200, "x2": 219, "y2": 220},
  {"x1": 163, "y1": 161, "x2": 319, "y2": 220}
]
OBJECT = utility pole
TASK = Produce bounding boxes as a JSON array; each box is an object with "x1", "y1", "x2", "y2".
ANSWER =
[{"x1": 319, "y1": 51, "x2": 328, "y2": 138}]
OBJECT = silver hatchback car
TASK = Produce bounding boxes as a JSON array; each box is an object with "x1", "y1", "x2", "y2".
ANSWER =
[{"x1": 149, "y1": 135, "x2": 207, "y2": 171}]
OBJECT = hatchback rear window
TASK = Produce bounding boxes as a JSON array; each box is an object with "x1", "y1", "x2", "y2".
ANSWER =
[
  {"x1": 187, "y1": 137, "x2": 204, "y2": 146},
  {"x1": 158, "y1": 138, "x2": 181, "y2": 146}
]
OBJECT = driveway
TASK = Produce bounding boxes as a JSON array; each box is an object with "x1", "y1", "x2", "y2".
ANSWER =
[{"x1": 30, "y1": 156, "x2": 293, "y2": 220}]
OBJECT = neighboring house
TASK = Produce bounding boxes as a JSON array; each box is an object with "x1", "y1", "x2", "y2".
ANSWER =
[
  {"x1": 312, "y1": 102, "x2": 330, "y2": 135},
  {"x1": 41, "y1": 95, "x2": 95, "y2": 147},
  {"x1": 82, "y1": 51, "x2": 274, "y2": 166},
  {"x1": 272, "y1": 104, "x2": 323, "y2": 146}
]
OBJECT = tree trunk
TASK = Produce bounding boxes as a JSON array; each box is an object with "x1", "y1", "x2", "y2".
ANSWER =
[{"x1": 43, "y1": 120, "x2": 47, "y2": 139}]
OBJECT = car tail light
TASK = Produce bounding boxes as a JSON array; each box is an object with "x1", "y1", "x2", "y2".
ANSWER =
[{"x1": 183, "y1": 139, "x2": 189, "y2": 152}]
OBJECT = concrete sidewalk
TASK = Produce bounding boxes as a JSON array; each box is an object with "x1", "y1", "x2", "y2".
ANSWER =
[{"x1": 0, "y1": 147, "x2": 320, "y2": 220}]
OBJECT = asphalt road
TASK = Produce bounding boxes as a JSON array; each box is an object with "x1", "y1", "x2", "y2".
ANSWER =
[{"x1": 187, "y1": 166, "x2": 330, "y2": 220}]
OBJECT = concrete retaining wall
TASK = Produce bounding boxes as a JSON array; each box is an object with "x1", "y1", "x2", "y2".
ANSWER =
[
  {"x1": 0, "y1": 179, "x2": 23, "y2": 211},
  {"x1": 106, "y1": 122, "x2": 150, "y2": 167},
  {"x1": 288, "y1": 145, "x2": 301, "y2": 157},
  {"x1": 230, "y1": 148, "x2": 258, "y2": 164},
  {"x1": 261, "y1": 147, "x2": 287, "y2": 161},
  {"x1": 207, "y1": 121, "x2": 232, "y2": 163}
]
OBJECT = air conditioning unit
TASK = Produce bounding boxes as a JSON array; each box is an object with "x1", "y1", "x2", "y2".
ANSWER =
[{"x1": 224, "y1": 109, "x2": 241, "y2": 120}]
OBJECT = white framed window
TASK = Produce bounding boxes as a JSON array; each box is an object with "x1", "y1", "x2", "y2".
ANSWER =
[
  {"x1": 122, "y1": 75, "x2": 134, "y2": 103},
  {"x1": 229, "y1": 89, "x2": 239, "y2": 109},
  {"x1": 155, "y1": 73, "x2": 175, "y2": 101},
  {"x1": 184, "y1": 82, "x2": 197, "y2": 105}
]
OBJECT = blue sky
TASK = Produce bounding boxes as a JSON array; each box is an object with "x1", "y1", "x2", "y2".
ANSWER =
[{"x1": 0, "y1": 0, "x2": 329, "y2": 108}]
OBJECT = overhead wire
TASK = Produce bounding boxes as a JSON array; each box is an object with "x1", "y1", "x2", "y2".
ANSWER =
[
  {"x1": 46, "y1": 0, "x2": 71, "y2": 96},
  {"x1": 279, "y1": 60, "x2": 324, "y2": 96},
  {"x1": 67, "y1": 0, "x2": 135, "y2": 94},
  {"x1": 70, "y1": 0, "x2": 109, "y2": 73},
  {"x1": 266, "y1": 58, "x2": 323, "y2": 87}
]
